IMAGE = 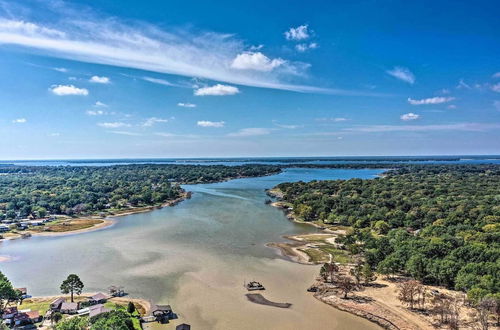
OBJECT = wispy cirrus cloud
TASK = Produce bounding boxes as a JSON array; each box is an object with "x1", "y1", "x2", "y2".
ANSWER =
[
  {"x1": 228, "y1": 127, "x2": 272, "y2": 137},
  {"x1": 0, "y1": 5, "x2": 378, "y2": 96},
  {"x1": 408, "y1": 96, "x2": 455, "y2": 105},
  {"x1": 12, "y1": 118, "x2": 26, "y2": 123},
  {"x1": 142, "y1": 117, "x2": 168, "y2": 127},
  {"x1": 177, "y1": 102, "x2": 196, "y2": 108},
  {"x1": 49, "y1": 84, "x2": 88, "y2": 96},
  {"x1": 343, "y1": 122, "x2": 500, "y2": 133},
  {"x1": 97, "y1": 122, "x2": 131, "y2": 128},
  {"x1": 141, "y1": 76, "x2": 175, "y2": 86},
  {"x1": 386, "y1": 66, "x2": 415, "y2": 84},
  {"x1": 197, "y1": 120, "x2": 225, "y2": 127}
]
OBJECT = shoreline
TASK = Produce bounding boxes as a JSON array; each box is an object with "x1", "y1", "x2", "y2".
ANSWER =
[
  {"x1": 0, "y1": 191, "x2": 192, "y2": 242},
  {"x1": 20, "y1": 292, "x2": 152, "y2": 316}
]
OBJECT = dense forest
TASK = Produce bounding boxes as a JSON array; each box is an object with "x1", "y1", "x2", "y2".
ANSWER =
[
  {"x1": 274, "y1": 165, "x2": 500, "y2": 297},
  {"x1": 0, "y1": 164, "x2": 281, "y2": 219}
]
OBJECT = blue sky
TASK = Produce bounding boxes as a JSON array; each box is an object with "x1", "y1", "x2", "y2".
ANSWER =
[{"x1": 0, "y1": 0, "x2": 499, "y2": 159}]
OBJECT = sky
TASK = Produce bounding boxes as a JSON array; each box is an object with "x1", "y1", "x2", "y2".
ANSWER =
[{"x1": 0, "y1": 0, "x2": 499, "y2": 159}]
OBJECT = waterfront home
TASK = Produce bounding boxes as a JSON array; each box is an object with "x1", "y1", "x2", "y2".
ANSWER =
[
  {"x1": 60, "y1": 302, "x2": 79, "y2": 314},
  {"x1": 2, "y1": 306, "x2": 18, "y2": 320},
  {"x1": 0, "y1": 225, "x2": 9, "y2": 232},
  {"x1": 88, "y1": 292, "x2": 109, "y2": 305},
  {"x1": 89, "y1": 304, "x2": 111, "y2": 318},
  {"x1": 15, "y1": 287, "x2": 31, "y2": 299},
  {"x1": 50, "y1": 297, "x2": 66, "y2": 311},
  {"x1": 26, "y1": 311, "x2": 41, "y2": 323}
]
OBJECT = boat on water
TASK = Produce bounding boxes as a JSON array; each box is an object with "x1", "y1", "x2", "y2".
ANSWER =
[{"x1": 245, "y1": 281, "x2": 265, "y2": 291}]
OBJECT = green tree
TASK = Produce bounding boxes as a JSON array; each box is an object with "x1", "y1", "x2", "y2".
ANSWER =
[
  {"x1": 90, "y1": 310, "x2": 134, "y2": 330},
  {"x1": 52, "y1": 312, "x2": 63, "y2": 324},
  {"x1": 362, "y1": 263, "x2": 377, "y2": 285},
  {"x1": 60, "y1": 274, "x2": 84, "y2": 302},
  {"x1": 55, "y1": 316, "x2": 88, "y2": 330},
  {"x1": 0, "y1": 271, "x2": 20, "y2": 311},
  {"x1": 127, "y1": 301, "x2": 135, "y2": 314}
]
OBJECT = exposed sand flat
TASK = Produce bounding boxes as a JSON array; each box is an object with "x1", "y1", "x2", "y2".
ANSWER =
[{"x1": 164, "y1": 257, "x2": 380, "y2": 330}]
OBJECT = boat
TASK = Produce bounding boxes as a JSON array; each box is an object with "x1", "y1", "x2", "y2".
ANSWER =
[{"x1": 245, "y1": 281, "x2": 265, "y2": 291}]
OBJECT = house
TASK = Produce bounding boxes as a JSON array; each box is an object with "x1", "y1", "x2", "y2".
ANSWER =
[
  {"x1": 0, "y1": 225, "x2": 9, "y2": 232},
  {"x1": 176, "y1": 324, "x2": 191, "y2": 330},
  {"x1": 60, "y1": 302, "x2": 79, "y2": 314},
  {"x1": 151, "y1": 305, "x2": 173, "y2": 323},
  {"x1": 26, "y1": 311, "x2": 41, "y2": 323},
  {"x1": 2, "y1": 306, "x2": 18, "y2": 319},
  {"x1": 88, "y1": 292, "x2": 109, "y2": 304},
  {"x1": 89, "y1": 304, "x2": 110, "y2": 318},
  {"x1": 13, "y1": 313, "x2": 31, "y2": 326},
  {"x1": 50, "y1": 297, "x2": 66, "y2": 311}
]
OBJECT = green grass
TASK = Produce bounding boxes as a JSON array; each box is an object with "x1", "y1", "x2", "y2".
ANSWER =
[
  {"x1": 18, "y1": 300, "x2": 50, "y2": 314},
  {"x1": 300, "y1": 248, "x2": 330, "y2": 263},
  {"x1": 319, "y1": 246, "x2": 352, "y2": 264}
]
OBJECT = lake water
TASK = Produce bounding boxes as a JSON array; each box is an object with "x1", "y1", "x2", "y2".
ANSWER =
[{"x1": 0, "y1": 168, "x2": 384, "y2": 329}]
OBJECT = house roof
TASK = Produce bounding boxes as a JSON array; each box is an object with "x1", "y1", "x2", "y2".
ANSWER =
[
  {"x1": 51, "y1": 297, "x2": 66, "y2": 305},
  {"x1": 89, "y1": 304, "x2": 110, "y2": 318},
  {"x1": 26, "y1": 311, "x2": 40, "y2": 319},
  {"x1": 90, "y1": 292, "x2": 109, "y2": 301},
  {"x1": 4, "y1": 307, "x2": 18, "y2": 313},
  {"x1": 61, "y1": 302, "x2": 78, "y2": 310},
  {"x1": 15, "y1": 287, "x2": 27, "y2": 294},
  {"x1": 176, "y1": 324, "x2": 191, "y2": 330}
]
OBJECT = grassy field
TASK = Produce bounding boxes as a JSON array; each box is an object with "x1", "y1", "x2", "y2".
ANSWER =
[{"x1": 30, "y1": 219, "x2": 103, "y2": 233}]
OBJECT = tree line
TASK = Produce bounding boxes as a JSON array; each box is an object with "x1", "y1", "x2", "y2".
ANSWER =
[
  {"x1": 0, "y1": 164, "x2": 281, "y2": 219},
  {"x1": 274, "y1": 165, "x2": 499, "y2": 299}
]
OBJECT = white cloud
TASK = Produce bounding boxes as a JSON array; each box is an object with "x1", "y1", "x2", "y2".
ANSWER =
[
  {"x1": 343, "y1": 123, "x2": 500, "y2": 133},
  {"x1": 108, "y1": 131, "x2": 141, "y2": 136},
  {"x1": 274, "y1": 123, "x2": 301, "y2": 129},
  {"x1": 494, "y1": 100, "x2": 500, "y2": 111},
  {"x1": 177, "y1": 102, "x2": 196, "y2": 108},
  {"x1": 95, "y1": 101, "x2": 107, "y2": 107},
  {"x1": 142, "y1": 117, "x2": 168, "y2": 127},
  {"x1": 194, "y1": 84, "x2": 239, "y2": 96},
  {"x1": 456, "y1": 79, "x2": 471, "y2": 90},
  {"x1": 447, "y1": 105, "x2": 457, "y2": 109},
  {"x1": 492, "y1": 72, "x2": 500, "y2": 79},
  {"x1": 48, "y1": 132, "x2": 60, "y2": 136},
  {"x1": 228, "y1": 127, "x2": 271, "y2": 137},
  {"x1": 142, "y1": 77, "x2": 174, "y2": 86},
  {"x1": 400, "y1": 112, "x2": 420, "y2": 121},
  {"x1": 285, "y1": 25, "x2": 310, "y2": 40},
  {"x1": 408, "y1": 96, "x2": 455, "y2": 105},
  {"x1": 197, "y1": 120, "x2": 225, "y2": 127},
  {"x1": 231, "y1": 52, "x2": 285, "y2": 72},
  {"x1": 386, "y1": 67, "x2": 415, "y2": 84},
  {"x1": 86, "y1": 110, "x2": 105, "y2": 116},
  {"x1": 49, "y1": 84, "x2": 88, "y2": 96},
  {"x1": 316, "y1": 117, "x2": 348, "y2": 122},
  {"x1": 53, "y1": 67, "x2": 67, "y2": 72},
  {"x1": 89, "y1": 75, "x2": 110, "y2": 84},
  {"x1": 491, "y1": 83, "x2": 500, "y2": 93},
  {"x1": 12, "y1": 118, "x2": 26, "y2": 123},
  {"x1": 0, "y1": 15, "x2": 368, "y2": 95},
  {"x1": 295, "y1": 42, "x2": 318, "y2": 52},
  {"x1": 97, "y1": 122, "x2": 131, "y2": 128}
]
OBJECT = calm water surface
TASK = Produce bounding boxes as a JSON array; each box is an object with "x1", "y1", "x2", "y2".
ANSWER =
[{"x1": 0, "y1": 168, "x2": 384, "y2": 329}]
